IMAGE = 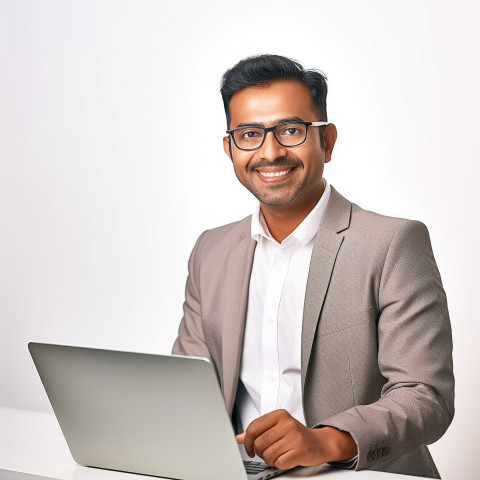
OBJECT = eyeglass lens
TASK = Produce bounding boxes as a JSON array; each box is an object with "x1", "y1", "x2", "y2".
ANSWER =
[{"x1": 233, "y1": 123, "x2": 308, "y2": 150}]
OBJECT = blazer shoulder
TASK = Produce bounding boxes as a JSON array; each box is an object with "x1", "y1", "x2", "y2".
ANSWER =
[
  {"x1": 192, "y1": 215, "x2": 253, "y2": 260},
  {"x1": 350, "y1": 202, "x2": 429, "y2": 239},
  {"x1": 325, "y1": 187, "x2": 427, "y2": 238},
  {"x1": 331, "y1": 194, "x2": 433, "y2": 266}
]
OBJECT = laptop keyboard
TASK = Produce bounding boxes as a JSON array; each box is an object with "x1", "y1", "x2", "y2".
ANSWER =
[{"x1": 243, "y1": 460, "x2": 275, "y2": 475}]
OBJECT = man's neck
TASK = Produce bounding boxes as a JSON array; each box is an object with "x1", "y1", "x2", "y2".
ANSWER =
[{"x1": 260, "y1": 184, "x2": 325, "y2": 243}]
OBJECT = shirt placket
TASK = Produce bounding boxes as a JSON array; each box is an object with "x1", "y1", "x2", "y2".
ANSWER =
[{"x1": 260, "y1": 243, "x2": 292, "y2": 415}]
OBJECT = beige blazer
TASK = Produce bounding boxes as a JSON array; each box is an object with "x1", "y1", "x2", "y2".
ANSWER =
[{"x1": 173, "y1": 186, "x2": 454, "y2": 478}]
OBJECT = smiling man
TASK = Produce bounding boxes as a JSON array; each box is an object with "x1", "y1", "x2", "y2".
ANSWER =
[{"x1": 173, "y1": 55, "x2": 454, "y2": 478}]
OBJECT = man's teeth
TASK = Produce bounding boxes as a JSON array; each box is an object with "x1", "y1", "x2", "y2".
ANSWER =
[{"x1": 258, "y1": 169, "x2": 291, "y2": 177}]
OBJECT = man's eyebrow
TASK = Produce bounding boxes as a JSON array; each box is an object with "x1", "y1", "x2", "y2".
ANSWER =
[{"x1": 236, "y1": 116, "x2": 305, "y2": 128}]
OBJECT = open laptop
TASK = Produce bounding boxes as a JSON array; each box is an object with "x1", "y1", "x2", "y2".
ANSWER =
[{"x1": 29, "y1": 343, "x2": 288, "y2": 480}]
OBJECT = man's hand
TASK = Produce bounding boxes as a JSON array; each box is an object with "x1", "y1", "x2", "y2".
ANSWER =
[{"x1": 236, "y1": 409, "x2": 357, "y2": 470}]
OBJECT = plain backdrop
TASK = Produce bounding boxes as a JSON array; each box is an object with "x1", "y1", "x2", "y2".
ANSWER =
[{"x1": 1, "y1": 1, "x2": 479, "y2": 478}]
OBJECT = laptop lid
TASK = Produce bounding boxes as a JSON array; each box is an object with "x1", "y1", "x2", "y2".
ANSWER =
[{"x1": 29, "y1": 343, "x2": 250, "y2": 480}]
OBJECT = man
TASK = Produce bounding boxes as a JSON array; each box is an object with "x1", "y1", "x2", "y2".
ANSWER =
[{"x1": 173, "y1": 55, "x2": 454, "y2": 478}]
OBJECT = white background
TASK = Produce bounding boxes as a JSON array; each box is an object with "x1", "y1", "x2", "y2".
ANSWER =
[{"x1": 1, "y1": 1, "x2": 479, "y2": 478}]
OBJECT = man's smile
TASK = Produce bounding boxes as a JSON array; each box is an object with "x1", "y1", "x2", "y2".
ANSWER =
[
  {"x1": 254, "y1": 166, "x2": 297, "y2": 182},
  {"x1": 257, "y1": 168, "x2": 294, "y2": 177}
]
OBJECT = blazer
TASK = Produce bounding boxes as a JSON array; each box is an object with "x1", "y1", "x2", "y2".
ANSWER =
[{"x1": 173, "y1": 186, "x2": 454, "y2": 478}]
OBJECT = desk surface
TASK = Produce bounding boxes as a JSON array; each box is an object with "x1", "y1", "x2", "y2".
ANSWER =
[{"x1": 0, "y1": 406, "x2": 422, "y2": 480}]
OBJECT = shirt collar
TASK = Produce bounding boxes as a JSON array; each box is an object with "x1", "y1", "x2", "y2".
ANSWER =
[{"x1": 251, "y1": 180, "x2": 331, "y2": 246}]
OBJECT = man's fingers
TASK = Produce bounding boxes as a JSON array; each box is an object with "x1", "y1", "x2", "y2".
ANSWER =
[
  {"x1": 272, "y1": 449, "x2": 298, "y2": 470},
  {"x1": 243, "y1": 411, "x2": 283, "y2": 457},
  {"x1": 244, "y1": 433, "x2": 255, "y2": 458},
  {"x1": 236, "y1": 431, "x2": 246, "y2": 444},
  {"x1": 244, "y1": 410, "x2": 293, "y2": 458},
  {"x1": 252, "y1": 423, "x2": 288, "y2": 458},
  {"x1": 258, "y1": 436, "x2": 294, "y2": 468}
]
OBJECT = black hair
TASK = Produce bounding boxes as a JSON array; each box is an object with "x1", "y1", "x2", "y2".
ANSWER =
[{"x1": 220, "y1": 54, "x2": 328, "y2": 128}]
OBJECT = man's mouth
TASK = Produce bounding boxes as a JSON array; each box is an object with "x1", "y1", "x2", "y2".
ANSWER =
[
  {"x1": 258, "y1": 169, "x2": 292, "y2": 177},
  {"x1": 254, "y1": 166, "x2": 296, "y2": 179}
]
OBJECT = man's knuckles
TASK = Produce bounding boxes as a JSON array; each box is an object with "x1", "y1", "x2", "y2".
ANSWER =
[
  {"x1": 274, "y1": 453, "x2": 295, "y2": 470},
  {"x1": 260, "y1": 443, "x2": 284, "y2": 466},
  {"x1": 253, "y1": 432, "x2": 272, "y2": 453},
  {"x1": 245, "y1": 420, "x2": 264, "y2": 439}
]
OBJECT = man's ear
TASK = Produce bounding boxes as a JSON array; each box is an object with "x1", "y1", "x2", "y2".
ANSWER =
[
  {"x1": 223, "y1": 136, "x2": 233, "y2": 161},
  {"x1": 323, "y1": 123, "x2": 337, "y2": 164}
]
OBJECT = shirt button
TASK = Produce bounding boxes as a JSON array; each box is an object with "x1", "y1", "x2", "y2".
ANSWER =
[
  {"x1": 267, "y1": 316, "x2": 275, "y2": 325},
  {"x1": 268, "y1": 374, "x2": 277, "y2": 384},
  {"x1": 276, "y1": 266, "x2": 284, "y2": 275}
]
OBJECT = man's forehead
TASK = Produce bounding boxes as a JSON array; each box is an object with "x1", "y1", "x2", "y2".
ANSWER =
[{"x1": 228, "y1": 80, "x2": 318, "y2": 127}]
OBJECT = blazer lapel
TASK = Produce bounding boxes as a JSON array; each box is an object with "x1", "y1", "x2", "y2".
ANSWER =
[
  {"x1": 301, "y1": 187, "x2": 352, "y2": 391},
  {"x1": 221, "y1": 234, "x2": 256, "y2": 416}
]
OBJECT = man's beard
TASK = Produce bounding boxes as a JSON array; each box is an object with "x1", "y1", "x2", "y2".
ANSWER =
[
  {"x1": 230, "y1": 153, "x2": 310, "y2": 207},
  {"x1": 251, "y1": 180, "x2": 306, "y2": 207},
  {"x1": 244, "y1": 156, "x2": 305, "y2": 207}
]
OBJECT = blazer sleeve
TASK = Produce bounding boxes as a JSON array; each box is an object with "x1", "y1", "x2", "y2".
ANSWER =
[
  {"x1": 172, "y1": 231, "x2": 211, "y2": 360},
  {"x1": 317, "y1": 220, "x2": 454, "y2": 471}
]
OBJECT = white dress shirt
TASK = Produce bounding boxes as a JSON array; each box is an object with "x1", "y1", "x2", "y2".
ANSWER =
[{"x1": 236, "y1": 181, "x2": 331, "y2": 432}]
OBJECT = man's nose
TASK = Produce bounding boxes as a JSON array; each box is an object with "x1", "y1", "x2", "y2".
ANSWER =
[{"x1": 257, "y1": 131, "x2": 288, "y2": 161}]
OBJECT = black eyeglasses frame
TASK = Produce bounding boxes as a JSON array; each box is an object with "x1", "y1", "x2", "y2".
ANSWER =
[{"x1": 226, "y1": 121, "x2": 328, "y2": 151}]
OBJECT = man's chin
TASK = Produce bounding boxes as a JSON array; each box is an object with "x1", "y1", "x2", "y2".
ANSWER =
[{"x1": 255, "y1": 191, "x2": 302, "y2": 208}]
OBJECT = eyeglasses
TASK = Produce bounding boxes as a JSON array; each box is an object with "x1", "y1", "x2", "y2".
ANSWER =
[{"x1": 226, "y1": 121, "x2": 328, "y2": 151}]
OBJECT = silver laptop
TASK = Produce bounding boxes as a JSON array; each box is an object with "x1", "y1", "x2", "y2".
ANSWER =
[{"x1": 29, "y1": 343, "x2": 287, "y2": 480}]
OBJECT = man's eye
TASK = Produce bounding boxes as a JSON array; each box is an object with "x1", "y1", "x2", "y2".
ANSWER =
[
  {"x1": 241, "y1": 130, "x2": 262, "y2": 139},
  {"x1": 277, "y1": 125, "x2": 304, "y2": 137}
]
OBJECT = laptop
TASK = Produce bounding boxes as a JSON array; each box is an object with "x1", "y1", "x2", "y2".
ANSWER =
[{"x1": 29, "y1": 343, "x2": 287, "y2": 480}]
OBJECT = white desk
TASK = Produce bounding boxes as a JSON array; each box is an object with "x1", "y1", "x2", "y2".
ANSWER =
[{"x1": 0, "y1": 406, "x2": 421, "y2": 480}]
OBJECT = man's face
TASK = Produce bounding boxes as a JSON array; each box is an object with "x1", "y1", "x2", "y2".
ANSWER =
[{"x1": 223, "y1": 80, "x2": 336, "y2": 212}]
